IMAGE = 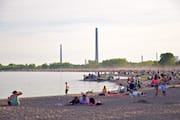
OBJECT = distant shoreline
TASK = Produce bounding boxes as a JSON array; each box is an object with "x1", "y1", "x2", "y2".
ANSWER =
[{"x1": 1, "y1": 66, "x2": 180, "y2": 72}]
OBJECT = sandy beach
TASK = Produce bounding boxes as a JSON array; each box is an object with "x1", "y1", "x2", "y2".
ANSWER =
[{"x1": 1, "y1": 85, "x2": 180, "y2": 120}]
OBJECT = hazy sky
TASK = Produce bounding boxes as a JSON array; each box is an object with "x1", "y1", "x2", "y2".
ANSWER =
[{"x1": 0, "y1": 0, "x2": 180, "y2": 65}]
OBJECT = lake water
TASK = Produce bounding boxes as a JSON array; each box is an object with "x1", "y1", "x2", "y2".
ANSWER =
[{"x1": 0, "y1": 72, "x2": 119, "y2": 99}]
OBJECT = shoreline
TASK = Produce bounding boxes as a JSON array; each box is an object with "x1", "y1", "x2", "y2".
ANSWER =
[
  {"x1": 1, "y1": 66, "x2": 180, "y2": 72},
  {"x1": 1, "y1": 83, "x2": 179, "y2": 101},
  {"x1": 1, "y1": 87, "x2": 180, "y2": 120},
  {"x1": 1, "y1": 77, "x2": 179, "y2": 101}
]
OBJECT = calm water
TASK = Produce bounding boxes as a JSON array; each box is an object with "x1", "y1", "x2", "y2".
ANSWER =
[{"x1": 0, "y1": 72, "x2": 118, "y2": 99}]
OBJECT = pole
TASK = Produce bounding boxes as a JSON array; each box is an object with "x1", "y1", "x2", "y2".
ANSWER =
[{"x1": 95, "y1": 27, "x2": 99, "y2": 63}]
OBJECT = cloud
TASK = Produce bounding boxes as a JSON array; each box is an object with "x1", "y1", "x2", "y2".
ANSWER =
[{"x1": 0, "y1": 0, "x2": 180, "y2": 64}]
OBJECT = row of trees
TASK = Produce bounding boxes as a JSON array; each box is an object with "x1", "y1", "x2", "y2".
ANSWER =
[{"x1": 0, "y1": 52, "x2": 180, "y2": 71}]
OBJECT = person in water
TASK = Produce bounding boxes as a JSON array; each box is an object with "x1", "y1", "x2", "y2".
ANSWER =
[{"x1": 8, "y1": 90, "x2": 23, "y2": 106}]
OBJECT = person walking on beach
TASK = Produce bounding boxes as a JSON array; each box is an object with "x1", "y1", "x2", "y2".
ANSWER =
[
  {"x1": 151, "y1": 74, "x2": 159, "y2": 97},
  {"x1": 160, "y1": 74, "x2": 167, "y2": 96},
  {"x1": 65, "y1": 82, "x2": 69, "y2": 95}
]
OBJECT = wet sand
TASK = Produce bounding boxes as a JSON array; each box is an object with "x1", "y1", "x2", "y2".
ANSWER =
[{"x1": 0, "y1": 85, "x2": 180, "y2": 120}]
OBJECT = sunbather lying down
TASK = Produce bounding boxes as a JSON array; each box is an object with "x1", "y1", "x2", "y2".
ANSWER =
[
  {"x1": 69, "y1": 94, "x2": 102, "y2": 105},
  {"x1": 130, "y1": 91, "x2": 146, "y2": 97}
]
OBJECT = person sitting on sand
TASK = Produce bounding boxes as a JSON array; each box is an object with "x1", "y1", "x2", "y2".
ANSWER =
[
  {"x1": 117, "y1": 84, "x2": 125, "y2": 93},
  {"x1": 134, "y1": 75, "x2": 141, "y2": 89},
  {"x1": 69, "y1": 96, "x2": 80, "y2": 105},
  {"x1": 79, "y1": 94, "x2": 89, "y2": 104},
  {"x1": 102, "y1": 85, "x2": 108, "y2": 94},
  {"x1": 8, "y1": 90, "x2": 23, "y2": 106},
  {"x1": 129, "y1": 81, "x2": 135, "y2": 93},
  {"x1": 99, "y1": 85, "x2": 108, "y2": 96}
]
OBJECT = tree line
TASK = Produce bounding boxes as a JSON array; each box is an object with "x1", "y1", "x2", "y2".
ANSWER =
[{"x1": 0, "y1": 52, "x2": 180, "y2": 71}]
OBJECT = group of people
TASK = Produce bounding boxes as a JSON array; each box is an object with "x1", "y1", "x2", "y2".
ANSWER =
[
  {"x1": 125, "y1": 73, "x2": 169, "y2": 97},
  {"x1": 7, "y1": 73, "x2": 170, "y2": 106},
  {"x1": 69, "y1": 93, "x2": 102, "y2": 105},
  {"x1": 66, "y1": 82, "x2": 103, "y2": 105},
  {"x1": 151, "y1": 73, "x2": 168, "y2": 97},
  {"x1": 127, "y1": 75, "x2": 141, "y2": 92}
]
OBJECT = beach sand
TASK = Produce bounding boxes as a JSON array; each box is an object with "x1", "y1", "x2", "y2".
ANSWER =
[{"x1": 1, "y1": 85, "x2": 180, "y2": 120}]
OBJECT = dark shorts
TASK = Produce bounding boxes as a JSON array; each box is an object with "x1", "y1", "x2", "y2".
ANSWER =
[
  {"x1": 8, "y1": 101, "x2": 11, "y2": 106},
  {"x1": 154, "y1": 85, "x2": 159, "y2": 89},
  {"x1": 65, "y1": 89, "x2": 68, "y2": 94}
]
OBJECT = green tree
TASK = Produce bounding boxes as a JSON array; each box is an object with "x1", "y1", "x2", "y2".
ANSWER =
[
  {"x1": 176, "y1": 60, "x2": 180, "y2": 65},
  {"x1": 49, "y1": 62, "x2": 73, "y2": 68},
  {"x1": 139, "y1": 60, "x2": 158, "y2": 66},
  {"x1": 49, "y1": 62, "x2": 60, "y2": 69},
  {"x1": 85, "y1": 60, "x2": 99, "y2": 68},
  {"x1": 41, "y1": 63, "x2": 49, "y2": 69},
  {"x1": 28, "y1": 64, "x2": 36, "y2": 69},
  {"x1": 159, "y1": 52, "x2": 176, "y2": 65},
  {"x1": 101, "y1": 58, "x2": 127, "y2": 67}
]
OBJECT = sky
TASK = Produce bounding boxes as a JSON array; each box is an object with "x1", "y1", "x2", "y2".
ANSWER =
[{"x1": 0, "y1": 0, "x2": 180, "y2": 65}]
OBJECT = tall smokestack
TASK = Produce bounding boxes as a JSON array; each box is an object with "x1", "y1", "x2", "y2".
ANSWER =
[
  {"x1": 95, "y1": 27, "x2": 99, "y2": 63},
  {"x1": 156, "y1": 52, "x2": 158, "y2": 61},
  {"x1": 60, "y1": 44, "x2": 62, "y2": 63},
  {"x1": 141, "y1": 55, "x2": 143, "y2": 63}
]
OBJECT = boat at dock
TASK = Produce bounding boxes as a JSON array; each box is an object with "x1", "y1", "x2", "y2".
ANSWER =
[{"x1": 83, "y1": 73, "x2": 115, "y2": 81}]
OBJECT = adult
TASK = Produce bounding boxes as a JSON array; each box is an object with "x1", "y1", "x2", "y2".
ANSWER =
[
  {"x1": 99, "y1": 85, "x2": 108, "y2": 96},
  {"x1": 160, "y1": 74, "x2": 167, "y2": 96},
  {"x1": 117, "y1": 84, "x2": 125, "y2": 93},
  {"x1": 65, "y1": 82, "x2": 69, "y2": 95},
  {"x1": 135, "y1": 75, "x2": 141, "y2": 89},
  {"x1": 102, "y1": 85, "x2": 108, "y2": 94},
  {"x1": 129, "y1": 81, "x2": 135, "y2": 93},
  {"x1": 69, "y1": 96, "x2": 80, "y2": 105},
  {"x1": 151, "y1": 74, "x2": 159, "y2": 96},
  {"x1": 8, "y1": 90, "x2": 23, "y2": 106},
  {"x1": 79, "y1": 94, "x2": 89, "y2": 104},
  {"x1": 89, "y1": 97, "x2": 102, "y2": 105}
]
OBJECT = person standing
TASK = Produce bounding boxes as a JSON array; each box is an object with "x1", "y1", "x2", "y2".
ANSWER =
[
  {"x1": 65, "y1": 82, "x2": 69, "y2": 95},
  {"x1": 151, "y1": 74, "x2": 159, "y2": 97},
  {"x1": 160, "y1": 74, "x2": 167, "y2": 96}
]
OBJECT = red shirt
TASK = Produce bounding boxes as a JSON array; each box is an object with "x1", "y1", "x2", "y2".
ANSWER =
[{"x1": 152, "y1": 79, "x2": 158, "y2": 85}]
